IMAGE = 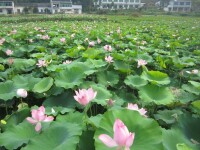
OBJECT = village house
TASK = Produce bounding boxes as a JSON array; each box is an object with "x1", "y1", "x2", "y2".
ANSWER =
[
  {"x1": 160, "y1": 0, "x2": 192, "y2": 12},
  {"x1": 0, "y1": 0, "x2": 82, "y2": 14},
  {"x1": 94, "y1": 0, "x2": 145, "y2": 10}
]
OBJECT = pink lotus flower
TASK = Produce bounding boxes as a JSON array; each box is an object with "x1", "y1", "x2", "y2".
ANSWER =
[
  {"x1": 41, "y1": 35, "x2": 50, "y2": 40},
  {"x1": 99, "y1": 119, "x2": 135, "y2": 150},
  {"x1": 105, "y1": 56, "x2": 114, "y2": 63},
  {"x1": 5, "y1": 49, "x2": 13, "y2": 56},
  {"x1": 36, "y1": 60, "x2": 48, "y2": 67},
  {"x1": 17, "y1": 89, "x2": 28, "y2": 98},
  {"x1": 26, "y1": 106, "x2": 54, "y2": 132},
  {"x1": 8, "y1": 58, "x2": 14, "y2": 65},
  {"x1": 104, "y1": 45, "x2": 112, "y2": 52},
  {"x1": 74, "y1": 88, "x2": 97, "y2": 106},
  {"x1": 11, "y1": 29, "x2": 17, "y2": 34},
  {"x1": 60, "y1": 37, "x2": 66, "y2": 43},
  {"x1": 137, "y1": 59, "x2": 147, "y2": 68},
  {"x1": 0, "y1": 38, "x2": 5, "y2": 45},
  {"x1": 89, "y1": 41, "x2": 95, "y2": 47},
  {"x1": 127, "y1": 103, "x2": 147, "y2": 117}
]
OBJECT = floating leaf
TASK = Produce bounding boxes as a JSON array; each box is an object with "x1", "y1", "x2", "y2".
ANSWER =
[
  {"x1": 154, "y1": 109, "x2": 183, "y2": 124},
  {"x1": 12, "y1": 75, "x2": 41, "y2": 90},
  {"x1": 33, "y1": 77, "x2": 53, "y2": 93},
  {"x1": 162, "y1": 128, "x2": 198, "y2": 150},
  {"x1": 0, "y1": 121, "x2": 37, "y2": 150},
  {"x1": 113, "y1": 60, "x2": 131, "y2": 73},
  {"x1": 141, "y1": 70, "x2": 170, "y2": 85},
  {"x1": 22, "y1": 122, "x2": 82, "y2": 150},
  {"x1": 0, "y1": 80, "x2": 16, "y2": 101},
  {"x1": 95, "y1": 109, "x2": 164, "y2": 150},
  {"x1": 124, "y1": 75, "x2": 148, "y2": 88},
  {"x1": 55, "y1": 67, "x2": 85, "y2": 89},
  {"x1": 138, "y1": 84, "x2": 174, "y2": 105},
  {"x1": 12, "y1": 59, "x2": 35, "y2": 72},
  {"x1": 97, "y1": 71, "x2": 119, "y2": 87}
]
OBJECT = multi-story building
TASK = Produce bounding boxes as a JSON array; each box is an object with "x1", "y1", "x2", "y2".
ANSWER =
[
  {"x1": 94, "y1": 0, "x2": 144, "y2": 10},
  {"x1": 0, "y1": 0, "x2": 82, "y2": 15},
  {"x1": 164, "y1": 0, "x2": 192, "y2": 12},
  {"x1": 0, "y1": 1, "x2": 14, "y2": 14}
]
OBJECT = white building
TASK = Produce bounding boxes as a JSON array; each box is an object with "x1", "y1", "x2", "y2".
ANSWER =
[
  {"x1": 0, "y1": 0, "x2": 82, "y2": 15},
  {"x1": 0, "y1": 1, "x2": 14, "y2": 14},
  {"x1": 94, "y1": 0, "x2": 144, "y2": 10},
  {"x1": 164, "y1": 0, "x2": 192, "y2": 12}
]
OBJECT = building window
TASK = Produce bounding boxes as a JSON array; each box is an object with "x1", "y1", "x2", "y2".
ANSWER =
[
  {"x1": 0, "y1": 9, "x2": 2, "y2": 13},
  {"x1": 102, "y1": 0, "x2": 107, "y2": 2},
  {"x1": 174, "y1": 2, "x2": 178, "y2": 5},
  {"x1": 41, "y1": 9, "x2": 43, "y2": 13},
  {"x1": 130, "y1": 0, "x2": 134, "y2": 2},
  {"x1": 0, "y1": 2, "x2": 12, "y2": 6},
  {"x1": 114, "y1": 0, "x2": 118, "y2": 2},
  {"x1": 119, "y1": 0, "x2": 123, "y2": 2},
  {"x1": 108, "y1": 0, "x2": 112, "y2": 2},
  {"x1": 180, "y1": 2, "x2": 184, "y2": 5},
  {"x1": 186, "y1": 2, "x2": 191, "y2": 5},
  {"x1": 17, "y1": 9, "x2": 20, "y2": 13},
  {"x1": 135, "y1": 0, "x2": 140, "y2": 3},
  {"x1": 60, "y1": 3, "x2": 72, "y2": 7}
]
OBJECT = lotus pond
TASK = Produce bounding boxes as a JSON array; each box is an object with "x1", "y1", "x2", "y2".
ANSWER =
[{"x1": 0, "y1": 15, "x2": 200, "y2": 150}]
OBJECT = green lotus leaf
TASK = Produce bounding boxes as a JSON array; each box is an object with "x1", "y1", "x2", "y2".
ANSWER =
[
  {"x1": 12, "y1": 59, "x2": 36, "y2": 72},
  {"x1": 171, "y1": 88, "x2": 197, "y2": 103},
  {"x1": 162, "y1": 128, "x2": 198, "y2": 150},
  {"x1": 67, "y1": 62, "x2": 96, "y2": 75},
  {"x1": 137, "y1": 53, "x2": 153, "y2": 62},
  {"x1": 0, "y1": 121, "x2": 37, "y2": 150},
  {"x1": 0, "y1": 80, "x2": 16, "y2": 101},
  {"x1": 94, "y1": 109, "x2": 164, "y2": 150},
  {"x1": 113, "y1": 60, "x2": 131, "y2": 73},
  {"x1": 138, "y1": 84, "x2": 174, "y2": 105},
  {"x1": 89, "y1": 84, "x2": 112, "y2": 106},
  {"x1": 182, "y1": 84, "x2": 200, "y2": 95},
  {"x1": 188, "y1": 81, "x2": 200, "y2": 90},
  {"x1": 43, "y1": 91, "x2": 76, "y2": 108},
  {"x1": 141, "y1": 70, "x2": 170, "y2": 85},
  {"x1": 54, "y1": 67, "x2": 85, "y2": 89},
  {"x1": 173, "y1": 113, "x2": 200, "y2": 148},
  {"x1": 2, "y1": 108, "x2": 30, "y2": 131},
  {"x1": 22, "y1": 122, "x2": 82, "y2": 150},
  {"x1": 0, "y1": 64, "x2": 4, "y2": 71},
  {"x1": 154, "y1": 109, "x2": 183, "y2": 124},
  {"x1": 124, "y1": 75, "x2": 148, "y2": 88},
  {"x1": 85, "y1": 59, "x2": 107, "y2": 68},
  {"x1": 78, "y1": 130, "x2": 95, "y2": 150},
  {"x1": 82, "y1": 48, "x2": 103, "y2": 59},
  {"x1": 97, "y1": 71, "x2": 119, "y2": 87},
  {"x1": 176, "y1": 143, "x2": 193, "y2": 150},
  {"x1": 12, "y1": 75, "x2": 41, "y2": 90},
  {"x1": 56, "y1": 112, "x2": 84, "y2": 125},
  {"x1": 33, "y1": 77, "x2": 53, "y2": 93},
  {"x1": 191, "y1": 100, "x2": 200, "y2": 114}
]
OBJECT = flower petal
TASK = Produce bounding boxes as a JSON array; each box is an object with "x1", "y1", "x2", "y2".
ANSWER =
[
  {"x1": 35, "y1": 122, "x2": 42, "y2": 132},
  {"x1": 43, "y1": 116, "x2": 54, "y2": 122},
  {"x1": 99, "y1": 134, "x2": 117, "y2": 147},
  {"x1": 26, "y1": 117, "x2": 37, "y2": 124},
  {"x1": 125, "y1": 132, "x2": 135, "y2": 148}
]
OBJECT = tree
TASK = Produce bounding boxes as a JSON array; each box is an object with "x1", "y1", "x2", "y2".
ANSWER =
[{"x1": 33, "y1": 7, "x2": 39, "y2": 13}]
